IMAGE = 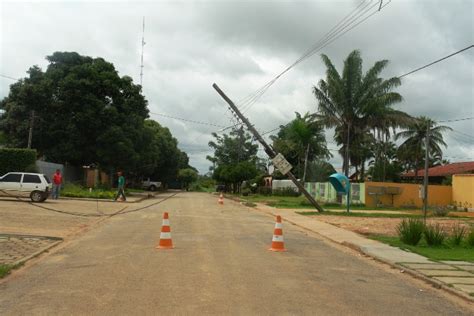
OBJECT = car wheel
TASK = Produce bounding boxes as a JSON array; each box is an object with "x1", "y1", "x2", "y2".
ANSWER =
[
  {"x1": 30, "y1": 191, "x2": 45, "y2": 202},
  {"x1": 149, "y1": 185, "x2": 156, "y2": 191}
]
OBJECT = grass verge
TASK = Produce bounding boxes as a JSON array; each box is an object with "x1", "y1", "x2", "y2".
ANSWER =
[
  {"x1": 61, "y1": 183, "x2": 143, "y2": 199},
  {"x1": 296, "y1": 211, "x2": 422, "y2": 218},
  {"x1": 369, "y1": 235, "x2": 474, "y2": 262},
  {"x1": 0, "y1": 263, "x2": 22, "y2": 278}
]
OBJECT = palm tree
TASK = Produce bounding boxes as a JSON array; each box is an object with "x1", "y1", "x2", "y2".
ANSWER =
[
  {"x1": 313, "y1": 50, "x2": 407, "y2": 176},
  {"x1": 271, "y1": 112, "x2": 330, "y2": 181},
  {"x1": 396, "y1": 116, "x2": 452, "y2": 182}
]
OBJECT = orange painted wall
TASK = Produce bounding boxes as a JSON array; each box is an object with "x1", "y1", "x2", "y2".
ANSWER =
[
  {"x1": 452, "y1": 174, "x2": 474, "y2": 211},
  {"x1": 364, "y1": 181, "x2": 452, "y2": 208}
]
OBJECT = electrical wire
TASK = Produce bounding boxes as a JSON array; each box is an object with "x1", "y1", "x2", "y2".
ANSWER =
[
  {"x1": 149, "y1": 112, "x2": 227, "y2": 128},
  {"x1": 398, "y1": 45, "x2": 474, "y2": 79},
  {"x1": 238, "y1": 0, "x2": 392, "y2": 114},
  {"x1": 0, "y1": 74, "x2": 19, "y2": 81}
]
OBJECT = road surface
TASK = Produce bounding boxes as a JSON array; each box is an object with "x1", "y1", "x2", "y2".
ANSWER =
[{"x1": 0, "y1": 192, "x2": 471, "y2": 315}]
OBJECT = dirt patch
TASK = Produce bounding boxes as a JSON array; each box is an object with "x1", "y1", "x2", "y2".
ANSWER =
[{"x1": 313, "y1": 215, "x2": 474, "y2": 237}]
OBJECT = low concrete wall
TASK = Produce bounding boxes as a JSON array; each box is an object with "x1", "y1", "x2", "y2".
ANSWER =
[
  {"x1": 364, "y1": 181, "x2": 452, "y2": 208},
  {"x1": 452, "y1": 174, "x2": 474, "y2": 211}
]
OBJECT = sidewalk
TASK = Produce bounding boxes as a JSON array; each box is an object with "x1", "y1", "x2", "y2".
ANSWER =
[{"x1": 252, "y1": 203, "x2": 474, "y2": 302}]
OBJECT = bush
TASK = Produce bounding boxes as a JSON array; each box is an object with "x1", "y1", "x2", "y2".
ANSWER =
[
  {"x1": 424, "y1": 224, "x2": 446, "y2": 246},
  {"x1": 432, "y1": 206, "x2": 449, "y2": 217},
  {"x1": 62, "y1": 183, "x2": 115, "y2": 199},
  {"x1": 272, "y1": 187, "x2": 300, "y2": 197},
  {"x1": 257, "y1": 186, "x2": 272, "y2": 195},
  {"x1": 0, "y1": 148, "x2": 37, "y2": 176},
  {"x1": 397, "y1": 218, "x2": 425, "y2": 245},
  {"x1": 241, "y1": 188, "x2": 251, "y2": 196},
  {"x1": 450, "y1": 224, "x2": 466, "y2": 246},
  {"x1": 468, "y1": 227, "x2": 474, "y2": 247}
]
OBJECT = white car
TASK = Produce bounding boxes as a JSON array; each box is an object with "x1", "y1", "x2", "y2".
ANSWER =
[
  {"x1": 0, "y1": 172, "x2": 52, "y2": 202},
  {"x1": 142, "y1": 178, "x2": 162, "y2": 191}
]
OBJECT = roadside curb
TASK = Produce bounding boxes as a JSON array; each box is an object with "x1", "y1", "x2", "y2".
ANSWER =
[{"x1": 247, "y1": 202, "x2": 474, "y2": 304}]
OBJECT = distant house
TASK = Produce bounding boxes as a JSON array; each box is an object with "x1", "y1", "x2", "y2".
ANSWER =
[{"x1": 401, "y1": 161, "x2": 474, "y2": 184}]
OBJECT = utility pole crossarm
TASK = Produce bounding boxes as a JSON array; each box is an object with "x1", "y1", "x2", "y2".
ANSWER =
[{"x1": 212, "y1": 83, "x2": 324, "y2": 212}]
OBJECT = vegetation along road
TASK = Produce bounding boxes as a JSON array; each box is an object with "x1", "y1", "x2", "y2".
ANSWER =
[{"x1": 0, "y1": 193, "x2": 471, "y2": 315}]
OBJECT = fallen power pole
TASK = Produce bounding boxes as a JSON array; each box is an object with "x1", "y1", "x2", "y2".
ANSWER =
[{"x1": 213, "y1": 83, "x2": 324, "y2": 212}]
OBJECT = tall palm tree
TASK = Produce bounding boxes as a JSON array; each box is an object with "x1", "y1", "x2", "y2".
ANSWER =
[
  {"x1": 396, "y1": 116, "x2": 452, "y2": 182},
  {"x1": 313, "y1": 50, "x2": 406, "y2": 176}
]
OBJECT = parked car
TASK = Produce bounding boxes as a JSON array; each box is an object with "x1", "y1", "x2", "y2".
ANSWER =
[
  {"x1": 0, "y1": 172, "x2": 52, "y2": 202},
  {"x1": 215, "y1": 184, "x2": 226, "y2": 192},
  {"x1": 142, "y1": 178, "x2": 162, "y2": 191}
]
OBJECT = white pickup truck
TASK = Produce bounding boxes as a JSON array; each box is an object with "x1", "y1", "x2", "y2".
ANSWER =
[{"x1": 142, "y1": 178, "x2": 162, "y2": 191}]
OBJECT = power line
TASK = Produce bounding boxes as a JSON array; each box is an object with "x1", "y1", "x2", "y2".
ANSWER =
[
  {"x1": 398, "y1": 45, "x2": 474, "y2": 79},
  {"x1": 449, "y1": 128, "x2": 474, "y2": 140},
  {"x1": 237, "y1": 0, "x2": 392, "y2": 114},
  {"x1": 437, "y1": 116, "x2": 474, "y2": 123},
  {"x1": 0, "y1": 74, "x2": 19, "y2": 81},
  {"x1": 149, "y1": 112, "x2": 227, "y2": 128}
]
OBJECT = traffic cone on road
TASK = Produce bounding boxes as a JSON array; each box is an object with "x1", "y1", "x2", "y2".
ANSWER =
[
  {"x1": 269, "y1": 215, "x2": 286, "y2": 252},
  {"x1": 156, "y1": 212, "x2": 173, "y2": 249},
  {"x1": 218, "y1": 193, "x2": 224, "y2": 205}
]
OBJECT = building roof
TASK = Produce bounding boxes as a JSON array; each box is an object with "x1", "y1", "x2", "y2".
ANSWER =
[{"x1": 402, "y1": 161, "x2": 474, "y2": 178}]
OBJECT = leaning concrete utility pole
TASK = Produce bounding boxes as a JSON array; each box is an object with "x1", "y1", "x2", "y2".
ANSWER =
[{"x1": 213, "y1": 83, "x2": 324, "y2": 212}]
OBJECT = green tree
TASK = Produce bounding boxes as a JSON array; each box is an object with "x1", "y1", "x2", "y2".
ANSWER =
[
  {"x1": 0, "y1": 52, "x2": 148, "y2": 171},
  {"x1": 145, "y1": 120, "x2": 189, "y2": 185},
  {"x1": 305, "y1": 160, "x2": 336, "y2": 182},
  {"x1": 207, "y1": 127, "x2": 260, "y2": 193},
  {"x1": 271, "y1": 112, "x2": 330, "y2": 181},
  {"x1": 313, "y1": 50, "x2": 408, "y2": 176},
  {"x1": 396, "y1": 116, "x2": 452, "y2": 182},
  {"x1": 177, "y1": 168, "x2": 198, "y2": 191}
]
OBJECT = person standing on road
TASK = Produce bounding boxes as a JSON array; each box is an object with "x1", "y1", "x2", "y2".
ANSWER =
[
  {"x1": 114, "y1": 171, "x2": 126, "y2": 202},
  {"x1": 52, "y1": 169, "x2": 62, "y2": 200}
]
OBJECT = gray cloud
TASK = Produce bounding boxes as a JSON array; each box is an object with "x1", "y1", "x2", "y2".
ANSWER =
[{"x1": 1, "y1": 0, "x2": 473, "y2": 173}]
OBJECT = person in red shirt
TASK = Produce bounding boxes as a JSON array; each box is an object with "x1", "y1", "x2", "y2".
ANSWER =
[{"x1": 52, "y1": 169, "x2": 62, "y2": 199}]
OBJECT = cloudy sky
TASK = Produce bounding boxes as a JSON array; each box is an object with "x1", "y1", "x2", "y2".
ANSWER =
[{"x1": 1, "y1": 0, "x2": 473, "y2": 173}]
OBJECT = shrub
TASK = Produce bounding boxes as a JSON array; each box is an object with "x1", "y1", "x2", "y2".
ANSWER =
[
  {"x1": 257, "y1": 186, "x2": 272, "y2": 195},
  {"x1": 432, "y1": 206, "x2": 449, "y2": 217},
  {"x1": 424, "y1": 224, "x2": 446, "y2": 246},
  {"x1": 241, "y1": 188, "x2": 251, "y2": 196},
  {"x1": 272, "y1": 187, "x2": 300, "y2": 197},
  {"x1": 61, "y1": 183, "x2": 115, "y2": 199},
  {"x1": 468, "y1": 227, "x2": 474, "y2": 247},
  {"x1": 0, "y1": 148, "x2": 37, "y2": 176},
  {"x1": 450, "y1": 224, "x2": 466, "y2": 246},
  {"x1": 397, "y1": 218, "x2": 425, "y2": 245}
]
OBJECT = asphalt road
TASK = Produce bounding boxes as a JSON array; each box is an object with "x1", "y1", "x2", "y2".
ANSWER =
[{"x1": 0, "y1": 192, "x2": 471, "y2": 315}]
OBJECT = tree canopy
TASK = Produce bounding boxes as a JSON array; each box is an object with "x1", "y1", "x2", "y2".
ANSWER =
[
  {"x1": 0, "y1": 51, "x2": 191, "y2": 184},
  {"x1": 270, "y1": 112, "x2": 331, "y2": 181},
  {"x1": 207, "y1": 127, "x2": 262, "y2": 192},
  {"x1": 313, "y1": 50, "x2": 410, "y2": 177}
]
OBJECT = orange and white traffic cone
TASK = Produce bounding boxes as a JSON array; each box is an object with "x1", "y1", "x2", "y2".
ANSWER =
[
  {"x1": 218, "y1": 193, "x2": 224, "y2": 205},
  {"x1": 156, "y1": 212, "x2": 173, "y2": 249},
  {"x1": 269, "y1": 215, "x2": 286, "y2": 252}
]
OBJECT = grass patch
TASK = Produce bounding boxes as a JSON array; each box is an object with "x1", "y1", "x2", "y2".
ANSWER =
[
  {"x1": 237, "y1": 194, "x2": 418, "y2": 211},
  {"x1": 296, "y1": 211, "x2": 422, "y2": 218},
  {"x1": 0, "y1": 263, "x2": 22, "y2": 278},
  {"x1": 369, "y1": 235, "x2": 474, "y2": 262},
  {"x1": 62, "y1": 183, "x2": 121, "y2": 199},
  {"x1": 242, "y1": 202, "x2": 257, "y2": 207}
]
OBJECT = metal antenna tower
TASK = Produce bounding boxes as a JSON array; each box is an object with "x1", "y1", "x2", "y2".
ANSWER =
[{"x1": 140, "y1": 16, "x2": 145, "y2": 86}]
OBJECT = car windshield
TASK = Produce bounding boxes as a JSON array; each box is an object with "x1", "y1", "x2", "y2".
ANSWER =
[{"x1": 43, "y1": 175, "x2": 51, "y2": 183}]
